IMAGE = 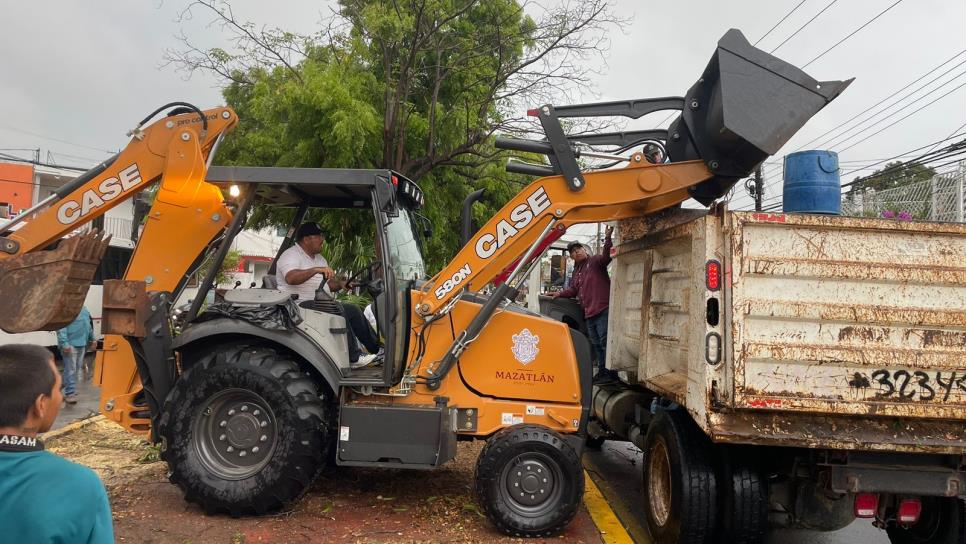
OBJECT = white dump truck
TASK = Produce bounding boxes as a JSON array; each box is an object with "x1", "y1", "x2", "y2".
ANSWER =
[{"x1": 589, "y1": 206, "x2": 966, "y2": 544}]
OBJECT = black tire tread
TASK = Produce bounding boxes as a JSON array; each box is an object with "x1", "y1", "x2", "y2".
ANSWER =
[
  {"x1": 158, "y1": 343, "x2": 328, "y2": 516},
  {"x1": 475, "y1": 424, "x2": 584, "y2": 538},
  {"x1": 718, "y1": 447, "x2": 768, "y2": 544},
  {"x1": 643, "y1": 408, "x2": 718, "y2": 544}
]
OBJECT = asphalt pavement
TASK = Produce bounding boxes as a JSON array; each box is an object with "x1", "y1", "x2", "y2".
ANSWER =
[
  {"x1": 53, "y1": 354, "x2": 101, "y2": 431},
  {"x1": 584, "y1": 441, "x2": 889, "y2": 544}
]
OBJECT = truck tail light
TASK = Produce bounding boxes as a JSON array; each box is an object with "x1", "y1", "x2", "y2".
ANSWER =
[
  {"x1": 706, "y1": 260, "x2": 721, "y2": 291},
  {"x1": 854, "y1": 493, "x2": 878, "y2": 518},
  {"x1": 897, "y1": 498, "x2": 922, "y2": 524}
]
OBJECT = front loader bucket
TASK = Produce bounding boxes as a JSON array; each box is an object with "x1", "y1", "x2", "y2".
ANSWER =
[
  {"x1": 666, "y1": 29, "x2": 853, "y2": 204},
  {"x1": 0, "y1": 230, "x2": 111, "y2": 333}
]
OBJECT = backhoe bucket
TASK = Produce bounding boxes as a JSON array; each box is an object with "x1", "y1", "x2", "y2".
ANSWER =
[
  {"x1": 0, "y1": 230, "x2": 111, "y2": 333},
  {"x1": 666, "y1": 29, "x2": 853, "y2": 204}
]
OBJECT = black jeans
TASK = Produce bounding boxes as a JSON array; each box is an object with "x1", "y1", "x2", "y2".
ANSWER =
[
  {"x1": 340, "y1": 303, "x2": 380, "y2": 362},
  {"x1": 585, "y1": 308, "x2": 609, "y2": 373}
]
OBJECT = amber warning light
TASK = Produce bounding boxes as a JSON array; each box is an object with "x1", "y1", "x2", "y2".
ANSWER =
[{"x1": 706, "y1": 260, "x2": 721, "y2": 291}]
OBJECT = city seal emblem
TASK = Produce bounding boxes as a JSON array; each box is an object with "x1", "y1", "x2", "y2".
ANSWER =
[{"x1": 511, "y1": 328, "x2": 540, "y2": 365}]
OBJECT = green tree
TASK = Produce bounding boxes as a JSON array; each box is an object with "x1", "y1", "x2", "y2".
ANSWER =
[
  {"x1": 166, "y1": 0, "x2": 620, "y2": 273},
  {"x1": 196, "y1": 248, "x2": 242, "y2": 287},
  {"x1": 849, "y1": 160, "x2": 937, "y2": 193}
]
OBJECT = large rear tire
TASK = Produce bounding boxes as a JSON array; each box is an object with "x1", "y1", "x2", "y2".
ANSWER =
[
  {"x1": 886, "y1": 497, "x2": 966, "y2": 544},
  {"x1": 717, "y1": 446, "x2": 768, "y2": 544},
  {"x1": 642, "y1": 408, "x2": 718, "y2": 544},
  {"x1": 158, "y1": 344, "x2": 328, "y2": 516},
  {"x1": 475, "y1": 424, "x2": 584, "y2": 537}
]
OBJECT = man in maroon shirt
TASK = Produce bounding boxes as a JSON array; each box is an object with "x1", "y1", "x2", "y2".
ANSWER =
[{"x1": 553, "y1": 226, "x2": 617, "y2": 382}]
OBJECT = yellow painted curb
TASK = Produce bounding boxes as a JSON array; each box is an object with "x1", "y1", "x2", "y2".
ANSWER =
[
  {"x1": 583, "y1": 469, "x2": 634, "y2": 544},
  {"x1": 42, "y1": 414, "x2": 105, "y2": 441}
]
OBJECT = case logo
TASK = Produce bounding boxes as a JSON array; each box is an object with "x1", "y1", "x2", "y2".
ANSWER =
[{"x1": 511, "y1": 328, "x2": 540, "y2": 365}]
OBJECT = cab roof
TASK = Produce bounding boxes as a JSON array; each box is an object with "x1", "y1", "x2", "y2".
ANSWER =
[{"x1": 205, "y1": 166, "x2": 421, "y2": 209}]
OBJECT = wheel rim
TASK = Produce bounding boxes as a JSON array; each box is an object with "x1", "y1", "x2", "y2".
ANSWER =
[
  {"x1": 647, "y1": 437, "x2": 673, "y2": 527},
  {"x1": 192, "y1": 388, "x2": 278, "y2": 480},
  {"x1": 499, "y1": 452, "x2": 565, "y2": 517}
]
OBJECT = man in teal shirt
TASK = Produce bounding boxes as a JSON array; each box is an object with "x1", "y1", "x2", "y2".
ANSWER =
[
  {"x1": 0, "y1": 344, "x2": 114, "y2": 543},
  {"x1": 56, "y1": 305, "x2": 95, "y2": 403}
]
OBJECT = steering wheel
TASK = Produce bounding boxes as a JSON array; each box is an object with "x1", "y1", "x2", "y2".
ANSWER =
[{"x1": 342, "y1": 261, "x2": 383, "y2": 292}]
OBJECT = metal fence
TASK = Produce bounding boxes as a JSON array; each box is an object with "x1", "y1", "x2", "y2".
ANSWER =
[{"x1": 841, "y1": 167, "x2": 966, "y2": 222}]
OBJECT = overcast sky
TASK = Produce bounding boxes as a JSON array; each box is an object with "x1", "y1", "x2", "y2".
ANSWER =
[{"x1": 1, "y1": 0, "x2": 964, "y2": 212}]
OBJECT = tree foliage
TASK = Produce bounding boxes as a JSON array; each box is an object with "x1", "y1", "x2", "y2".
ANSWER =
[
  {"x1": 166, "y1": 0, "x2": 620, "y2": 273},
  {"x1": 849, "y1": 160, "x2": 937, "y2": 193}
]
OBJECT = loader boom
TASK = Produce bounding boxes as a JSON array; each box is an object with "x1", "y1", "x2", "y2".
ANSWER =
[{"x1": 415, "y1": 156, "x2": 712, "y2": 317}]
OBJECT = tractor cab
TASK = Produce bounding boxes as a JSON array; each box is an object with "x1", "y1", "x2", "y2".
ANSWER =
[{"x1": 195, "y1": 167, "x2": 429, "y2": 388}]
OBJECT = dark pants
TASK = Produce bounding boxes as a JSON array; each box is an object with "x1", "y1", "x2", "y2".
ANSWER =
[
  {"x1": 585, "y1": 308, "x2": 609, "y2": 374},
  {"x1": 341, "y1": 303, "x2": 380, "y2": 361}
]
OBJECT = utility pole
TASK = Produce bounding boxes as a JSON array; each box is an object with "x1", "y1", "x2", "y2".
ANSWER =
[
  {"x1": 745, "y1": 166, "x2": 764, "y2": 211},
  {"x1": 754, "y1": 166, "x2": 763, "y2": 211}
]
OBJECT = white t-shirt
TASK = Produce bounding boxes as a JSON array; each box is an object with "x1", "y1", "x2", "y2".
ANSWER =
[
  {"x1": 275, "y1": 244, "x2": 331, "y2": 301},
  {"x1": 363, "y1": 304, "x2": 377, "y2": 329}
]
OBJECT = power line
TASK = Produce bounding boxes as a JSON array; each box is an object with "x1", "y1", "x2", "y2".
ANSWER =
[
  {"x1": 759, "y1": 139, "x2": 966, "y2": 210},
  {"x1": 754, "y1": 0, "x2": 808, "y2": 46},
  {"x1": 769, "y1": 0, "x2": 840, "y2": 54},
  {"x1": 759, "y1": 51, "x2": 966, "y2": 179},
  {"x1": 0, "y1": 154, "x2": 89, "y2": 172},
  {"x1": 756, "y1": 49, "x2": 966, "y2": 182},
  {"x1": 756, "y1": 135, "x2": 966, "y2": 209},
  {"x1": 926, "y1": 119, "x2": 966, "y2": 154},
  {"x1": 0, "y1": 124, "x2": 116, "y2": 155},
  {"x1": 801, "y1": 0, "x2": 904, "y2": 68},
  {"x1": 835, "y1": 79, "x2": 966, "y2": 153},
  {"x1": 821, "y1": 67, "x2": 966, "y2": 150}
]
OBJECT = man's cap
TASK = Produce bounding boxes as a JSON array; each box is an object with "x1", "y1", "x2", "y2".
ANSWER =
[
  {"x1": 296, "y1": 222, "x2": 324, "y2": 240},
  {"x1": 566, "y1": 241, "x2": 583, "y2": 254}
]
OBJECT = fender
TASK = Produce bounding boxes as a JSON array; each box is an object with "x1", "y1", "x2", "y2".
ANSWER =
[{"x1": 172, "y1": 318, "x2": 342, "y2": 394}]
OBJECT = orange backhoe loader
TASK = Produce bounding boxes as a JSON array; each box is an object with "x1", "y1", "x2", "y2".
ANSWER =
[{"x1": 0, "y1": 30, "x2": 850, "y2": 537}]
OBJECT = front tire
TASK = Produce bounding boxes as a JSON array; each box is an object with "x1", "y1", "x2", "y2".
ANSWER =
[
  {"x1": 642, "y1": 408, "x2": 718, "y2": 544},
  {"x1": 475, "y1": 424, "x2": 584, "y2": 537},
  {"x1": 158, "y1": 344, "x2": 328, "y2": 516},
  {"x1": 886, "y1": 497, "x2": 966, "y2": 544}
]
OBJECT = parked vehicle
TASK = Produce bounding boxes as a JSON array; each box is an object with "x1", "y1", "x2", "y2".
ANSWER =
[{"x1": 588, "y1": 205, "x2": 966, "y2": 543}]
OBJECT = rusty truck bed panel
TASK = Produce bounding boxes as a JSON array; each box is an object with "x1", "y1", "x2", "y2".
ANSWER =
[
  {"x1": 708, "y1": 410, "x2": 966, "y2": 454},
  {"x1": 730, "y1": 212, "x2": 966, "y2": 420},
  {"x1": 612, "y1": 209, "x2": 966, "y2": 452}
]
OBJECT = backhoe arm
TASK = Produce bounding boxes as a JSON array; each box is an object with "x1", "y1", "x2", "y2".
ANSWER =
[{"x1": 0, "y1": 106, "x2": 238, "y2": 333}]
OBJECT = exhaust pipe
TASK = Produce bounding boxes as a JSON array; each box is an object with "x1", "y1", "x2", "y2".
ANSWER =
[
  {"x1": 591, "y1": 384, "x2": 653, "y2": 446},
  {"x1": 460, "y1": 189, "x2": 486, "y2": 246}
]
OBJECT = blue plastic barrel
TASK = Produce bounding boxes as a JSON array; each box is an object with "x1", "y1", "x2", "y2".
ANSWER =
[{"x1": 782, "y1": 150, "x2": 841, "y2": 214}]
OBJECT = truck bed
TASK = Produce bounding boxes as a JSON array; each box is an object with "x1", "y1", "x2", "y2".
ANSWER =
[{"x1": 609, "y1": 208, "x2": 966, "y2": 453}]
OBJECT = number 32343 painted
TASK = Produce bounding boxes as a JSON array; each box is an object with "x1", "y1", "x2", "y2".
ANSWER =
[{"x1": 855, "y1": 370, "x2": 966, "y2": 402}]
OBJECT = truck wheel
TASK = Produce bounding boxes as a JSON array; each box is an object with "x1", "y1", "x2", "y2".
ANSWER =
[
  {"x1": 642, "y1": 408, "x2": 718, "y2": 544},
  {"x1": 475, "y1": 424, "x2": 584, "y2": 537},
  {"x1": 158, "y1": 344, "x2": 328, "y2": 516},
  {"x1": 717, "y1": 447, "x2": 768, "y2": 544},
  {"x1": 886, "y1": 497, "x2": 965, "y2": 544}
]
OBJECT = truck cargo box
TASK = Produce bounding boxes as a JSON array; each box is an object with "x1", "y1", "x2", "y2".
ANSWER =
[{"x1": 609, "y1": 208, "x2": 966, "y2": 454}]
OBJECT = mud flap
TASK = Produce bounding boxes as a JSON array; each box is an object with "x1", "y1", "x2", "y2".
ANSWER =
[
  {"x1": 0, "y1": 229, "x2": 111, "y2": 333},
  {"x1": 665, "y1": 29, "x2": 853, "y2": 204}
]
